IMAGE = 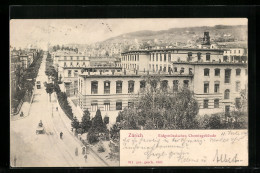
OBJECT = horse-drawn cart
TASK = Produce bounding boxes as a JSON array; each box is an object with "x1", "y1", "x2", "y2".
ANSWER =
[{"x1": 36, "y1": 120, "x2": 45, "y2": 134}]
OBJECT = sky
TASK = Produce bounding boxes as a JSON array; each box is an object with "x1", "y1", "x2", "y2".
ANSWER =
[{"x1": 10, "y1": 18, "x2": 247, "y2": 50}]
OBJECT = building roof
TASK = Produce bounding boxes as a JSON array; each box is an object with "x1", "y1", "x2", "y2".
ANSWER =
[{"x1": 121, "y1": 48, "x2": 225, "y2": 55}]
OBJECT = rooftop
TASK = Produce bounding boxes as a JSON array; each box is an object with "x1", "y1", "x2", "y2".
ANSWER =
[{"x1": 121, "y1": 47, "x2": 225, "y2": 54}]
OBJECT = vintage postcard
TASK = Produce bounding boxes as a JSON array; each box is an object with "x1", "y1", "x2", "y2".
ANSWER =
[{"x1": 10, "y1": 18, "x2": 248, "y2": 167}]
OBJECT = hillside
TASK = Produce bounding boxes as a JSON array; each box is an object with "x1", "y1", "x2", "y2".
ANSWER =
[{"x1": 103, "y1": 25, "x2": 247, "y2": 45}]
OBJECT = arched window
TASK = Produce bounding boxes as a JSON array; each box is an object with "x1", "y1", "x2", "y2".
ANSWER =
[
  {"x1": 104, "y1": 81, "x2": 110, "y2": 94},
  {"x1": 91, "y1": 81, "x2": 98, "y2": 94},
  {"x1": 150, "y1": 80, "x2": 157, "y2": 90},
  {"x1": 140, "y1": 80, "x2": 146, "y2": 90},
  {"x1": 128, "y1": 80, "x2": 135, "y2": 93},
  {"x1": 161, "y1": 80, "x2": 168, "y2": 91},
  {"x1": 173, "y1": 80, "x2": 179, "y2": 92},
  {"x1": 204, "y1": 68, "x2": 210, "y2": 76},
  {"x1": 224, "y1": 89, "x2": 230, "y2": 99},
  {"x1": 116, "y1": 81, "x2": 122, "y2": 93},
  {"x1": 215, "y1": 68, "x2": 220, "y2": 76},
  {"x1": 236, "y1": 68, "x2": 241, "y2": 76}
]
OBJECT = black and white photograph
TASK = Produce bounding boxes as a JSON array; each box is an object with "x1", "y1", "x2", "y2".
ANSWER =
[{"x1": 10, "y1": 18, "x2": 248, "y2": 167}]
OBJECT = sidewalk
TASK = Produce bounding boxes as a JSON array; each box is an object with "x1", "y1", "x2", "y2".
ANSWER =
[
  {"x1": 11, "y1": 88, "x2": 35, "y2": 121},
  {"x1": 53, "y1": 93, "x2": 110, "y2": 166}
]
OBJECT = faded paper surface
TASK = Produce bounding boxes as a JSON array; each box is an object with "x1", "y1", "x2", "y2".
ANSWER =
[{"x1": 120, "y1": 130, "x2": 248, "y2": 166}]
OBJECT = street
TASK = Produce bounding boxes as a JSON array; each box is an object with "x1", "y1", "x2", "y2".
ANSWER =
[{"x1": 10, "y1": 52, "x2": 107, "y2": 167}]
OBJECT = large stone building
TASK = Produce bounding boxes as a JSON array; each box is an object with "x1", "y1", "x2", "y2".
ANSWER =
[
  {"x1": 77, "y1": 47, "x2": 247, "y2": 124},
  {"x1": 77, "y1": 69, "x2": 192, "y2": 123}
]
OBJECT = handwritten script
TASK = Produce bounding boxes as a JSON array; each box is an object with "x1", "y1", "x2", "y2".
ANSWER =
[{"x1": 120, "y1": 130, "x2": 248, "y2": 166}]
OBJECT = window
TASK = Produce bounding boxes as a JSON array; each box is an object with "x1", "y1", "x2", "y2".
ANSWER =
[
  {"x1": 215, "y1": 69, "x2": 220, "y2": 76},
  {"x1": 189, "y1": 68, "x2": 193, "y2": 75},
  {"x1": 116, "y1": 102, "x2": 122, "y2": 110},
  {"x1": 64, "y1": 62, "x2": 67, "y2": 67},
  {"x1": 160, "y1": 54, "x2": 162, "y2": 61},
  {"x1": 225, "y1": 105, "x2": 230, "y2": 116},
  {"x1": 156, "y1": 65, "x2": 158, "y2": 72},
  {"x1": 71, "y1": 56, "x2": 73, "y2": 60},
  {"x1": 152, "y1": 54, "x2": 154, "y2": 61},
  {"x1": 163, "y1": 66, "x2": 166, "y2": 72},
  {"x1": 173, "y1": 80, "x2": 179, "y2": 92},
  {"x1": 180, "y1": 67, "x2": 184, "y2": 74},
  {"x1": 128, "y1": 81, "x2": 135, "y2": 93},
  {"x1": 214, "y1": 99, "x2": 219, "y2": 108},
  {"x1": 183, "y1": 80, "x2": 189, "y2": 88},
  {"x1": 156, "y1": 54, "x2": 158, "y2": 61},
  {"x1": 64, "y1": 56, "x2": 67, "y2": 60},
  {"x1": 91, "y1": 103, "x2": 98, "y2": 112},
  {"x1": 164, "y1": 54, "x2": 166, "y2": 62},
  {"x1": 137, "y1": 54, "x2": 139, "y2": 61},
  {"x1": 140, "y1": 80, "x2": 146, "y2": 90},
  {"x1": 116, "y1": 81, "x2": 122, "y2": 93},
  {"x1": 236, "y1": 69, "x2": 241, "y2": 76},
  {"x1": 152, "y1": 65, "x2": 155, "y2": 72},
  {"x1": 128, "y1": 102, "x2": 134, "y2": 108},
  {"x1": 225, "y1": 69, "x2": 231, "y2": 83},
  {"x1": 204, "y1": 68, "x2": 210, "y2": 76},
  {"x1": 236, "y1": 81, "x2": 241, "y2": 92},
  {"x1": 68, "y1": 70, "x2": 72, "y2": 77},
  {"x1": 161, "y1": 80, "x2": 168, "y2": 91},
  {"x1": 214, "y1": 83, "x2": 220, "y2": 93},
  {"x1": 151, "y1": 80, "x2": 158, "y2": 89},
  {"x1": 168, "y1": 66, "x2": 171, "y2": 72},
  {"x1": 203, "y1": 100, "x2": 209, "y2": 108},
  {"x1": 197, "y1": 52, "x2": 201, "y2": 61},
  {"x1": 206, "y1": 53, "x2": 211, "y2": 61},
  {"x1": 204, "y1": 83, "x2": 209, "y2": 93},
  {"x1": 70, "y1": 62, "x2": 73, "y2": 67},
  {"x1": 174, "y1": 67, "x2": 177, "y2": 72},
  {"x1": 235, "y1": 98, "x2": 241, "y2": 108},
  {"x1": 91, "y1": 81, "x2": 98, "y2": 94},
  {"x1": 160, "y1": 65, "x2": 162, "y2": 71},
  {"x1": 188, "y1": 52, "x2": 192, "y2": 61},
  {"x1": 168, "y1": 53, "x2": 171, "y2": 62},
  {"x1": 104, "y1": 102, "x2": 110, "y2": 111},
  {"x1": 224, "y1": 89, "x2": 230, "y2": 99},
  {"x1": 104, "y1": 81, "x2": 110, "y2": 94}
]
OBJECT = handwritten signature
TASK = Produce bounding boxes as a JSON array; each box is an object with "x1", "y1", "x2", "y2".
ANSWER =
[{"x1": 213, "y1": 149, "x2": 242, "y2": 163}]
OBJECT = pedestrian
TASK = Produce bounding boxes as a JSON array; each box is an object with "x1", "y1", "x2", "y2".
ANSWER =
[
  {"x1": 75, "y1": 147, "x2": 78, "y2": 156},
  {"x1": 84, "y1": 154, "x2": 87, "y2": 162},
  {"x1": 82, "y1": 146, "x2": 86, "y2": 155},
  {"x1": 60, "y1": 132, "x2": 63, "y2": 139}
]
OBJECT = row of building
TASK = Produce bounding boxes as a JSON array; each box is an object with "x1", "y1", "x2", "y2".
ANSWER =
[
  {"x1": 10, "y1": 48, "x2": 39, "y2": 101},
  {"x1": 50, "y1": 32, "x2": 248, "y2": 124}
]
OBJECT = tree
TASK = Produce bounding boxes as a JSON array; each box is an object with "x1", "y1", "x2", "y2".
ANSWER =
[
  {"x1": 71, "y1": 116, "x2": 80, "y2": 129},
  {"x1": 91, "y1": 109, "x2": 106, "y2": 133},
  {"x1": 115, "y1": 76, "x2": 199, "y2": 130},
  {"x1": 87, "y1": 109, "x2": 108, "y2": 144},
  {"x1": 45, "y1": 83, "x2": 54, "y2": 102},
  {"x1": 81, "y1": 109, "x2": 92, "y2": 132}
]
